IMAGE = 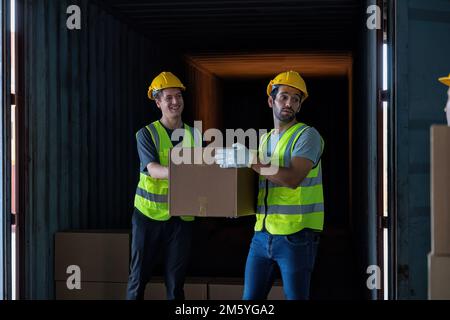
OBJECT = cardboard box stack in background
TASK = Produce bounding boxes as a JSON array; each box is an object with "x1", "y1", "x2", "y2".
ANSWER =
[
  {"x1": 208, "y1": 279, "x2": 285, "y2": 300},
  {"x1": 54, "y1": 231, "x2": 284, "y2": 300},
  {"x1": 54, "y1": 231, "x2": 207, "y2": 300},
  {"x1": 169, "y1": 147, "x2": 257, "y2": 218},
  {"x1": 428, "y1": 126, "x2": 450, "y2": 299},
  {"x1": 144, "y1": 281, "x2": 208, "y2": 300},
  {"x1": 54, "y1": 231, "x2": 130, "y2": 299}
]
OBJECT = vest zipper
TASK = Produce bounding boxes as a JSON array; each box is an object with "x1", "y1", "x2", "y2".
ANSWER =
[{"x1": 262, "y1": 179, "x2": 269, "y2": 231}]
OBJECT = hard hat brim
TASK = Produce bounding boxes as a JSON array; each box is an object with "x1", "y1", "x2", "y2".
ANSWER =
[
  {"x1": 266, "y1": 71, "x2": 309, "y2": 103},
  {"x1": 439, "y1": 77, "x2": 450, "y2": 87},
  {"x1": 148, "y1": 86, "x2": 186, "y2": 100},
  {"x1": 148, "y1": 71, "x2": 186, "y2": 101},
  {"x1": 266, "y1": 82, "x2": 309, "y2": 103}
]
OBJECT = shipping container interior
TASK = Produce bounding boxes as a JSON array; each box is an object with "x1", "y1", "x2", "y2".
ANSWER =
[{"x1": 13, "y1": 0, "x2": 383, "y2": 299}]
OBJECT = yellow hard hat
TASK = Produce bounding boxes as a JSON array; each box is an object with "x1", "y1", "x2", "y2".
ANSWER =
[
  {"x1": 267, "y1": 70, "x2": 309, "y2": 103},
  {"x1": 148, "y1": 71, "x2": 186, "y2": 100},
  {"x1": 438, "y1": 73, "x2": 450, "y2": 87}
]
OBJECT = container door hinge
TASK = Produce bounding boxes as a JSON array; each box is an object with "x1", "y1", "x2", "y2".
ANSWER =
[
  {"x1": 379, "y1": 216, "x2": 390, "y2": 229},
  {"x1": 378, "y1": 89, "x2": 390, "y2": 102}
]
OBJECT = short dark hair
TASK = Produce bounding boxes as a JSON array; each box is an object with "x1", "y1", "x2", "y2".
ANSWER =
[
  {"x1": 153, "y1": 90, "x2": 162, "y2": 101},
  {"x1": 270, "y1": 85, "x2": 280, "y2": 101},
  {"x1": 270, "y1": 85, "x2": 304, "y2": 102}
]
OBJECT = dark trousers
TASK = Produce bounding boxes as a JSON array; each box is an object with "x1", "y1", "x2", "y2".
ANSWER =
[{"x1": 126, "y1": 209, "x2": 193, "y2": 300}]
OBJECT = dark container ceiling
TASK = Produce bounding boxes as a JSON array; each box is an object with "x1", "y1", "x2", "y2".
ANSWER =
[{"x1": 97, "y1": 0, "x2": 362, "y2": 51}]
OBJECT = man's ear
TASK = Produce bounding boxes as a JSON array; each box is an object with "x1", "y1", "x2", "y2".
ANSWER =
[
  {"x1": 296, "y1": 103, "x2": 302, "y2": 114},
  {"x1": 268, "y1": 96, "x2": 274, "y2": 109},
  {"x1": 155, "y1": 99, "x2": 162, "y2": 110}
]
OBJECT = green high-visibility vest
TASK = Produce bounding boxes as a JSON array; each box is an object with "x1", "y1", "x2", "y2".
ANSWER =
[
  {"x1": 256, "y1": 122, "x2": 325, "y2": 235},
  {"x1": 134, "y1": 120, "x2": 200, "y2": 221}
]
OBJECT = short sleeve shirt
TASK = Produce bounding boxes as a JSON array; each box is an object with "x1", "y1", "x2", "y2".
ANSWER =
[
  {"x1": 136, "y1": 123, "x2": 184, "y2": 173},
  {"x1": 265, "y1": 126, "x2": 323, "y2": 167}
]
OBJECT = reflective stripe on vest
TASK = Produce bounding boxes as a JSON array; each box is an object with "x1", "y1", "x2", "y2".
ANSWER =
[
  {"x1": 255, "y1": 122, "x2": 325, "y2": 235},
  {"x1": 134, "y1": 120, "x2": 199, "y2": 221}
]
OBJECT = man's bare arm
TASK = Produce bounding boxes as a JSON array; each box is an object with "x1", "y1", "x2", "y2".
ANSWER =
[
  {"x1": 251, "y1": 157, "x2": 314, "y2": 189},
  {"x1": 147, "y1": 162, "x2": 169, "y2": 179}
]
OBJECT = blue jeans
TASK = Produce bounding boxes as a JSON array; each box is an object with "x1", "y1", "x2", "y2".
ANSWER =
[
  {"x1": 243, "y1": 228, "x2": 320, "y2": 300},
  {"x1": 126, "y1": 209, "x2": 193, "y2": 300}
]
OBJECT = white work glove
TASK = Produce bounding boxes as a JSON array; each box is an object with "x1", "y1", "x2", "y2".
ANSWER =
[{"x1": 214, "y1": 143, "x2": 257, "y2": 168}]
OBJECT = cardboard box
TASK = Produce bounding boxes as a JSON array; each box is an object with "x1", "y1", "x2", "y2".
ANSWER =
[
  {"x1": 145, "y1": 282, "x2": 208, "y2": 300},
  {"x1": 428, "y1": 126, "x2": 450, "y2": 300},
  {"x1": 430, "y1": 126, "x2": 450, "y2": 255},
  {"x1": 208, "y1": 283, "x2": 244, "y2": 300},
  {"x1": 208, "y1": 283, "x2": 285, "y2": 300},
  {"x1": 55, "y1": 281, "x2": 208, "y2": 300},
  {"x1": 267, "y1": 286, "x2": 286, "y2": 300},
  {"x1": 428, "y1": 254, "x2": 450, "y2": 300},
  {"x1": 54, "y1": 231, "x2": 130, "y2": 283},
  {"x1": 169, "y1": 147, "x2": 257, "y2": 217},
  {"x1": 55, "y1": 281, "x2": 127, "y2": 300}
]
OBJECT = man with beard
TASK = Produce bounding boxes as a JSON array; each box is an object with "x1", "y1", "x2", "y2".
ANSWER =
[{"x1": 215, "y1": 71, "x2": 325, "y2": 300}]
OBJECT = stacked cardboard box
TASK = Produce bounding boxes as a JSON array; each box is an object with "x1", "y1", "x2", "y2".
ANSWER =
[
  {"x1": 208, "y1": 283, "x2": 285, "y2": 300},
  {"x1": 54, "y1": 231, "x2": 130, "y2": 299},
  {"x1": 428, "y1": 126, "x2": 450, "y2": 299},
  {"x1": 54, "y1": 231, "x2": 208, "y2": 300}
]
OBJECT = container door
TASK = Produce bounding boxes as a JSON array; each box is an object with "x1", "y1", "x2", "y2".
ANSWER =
[
  {"x1": 393, "y1": 0, "x2": 450, "y2": 299},
  {"x1": 1, "y1": 0, "x2": 12, "y2": 300}
]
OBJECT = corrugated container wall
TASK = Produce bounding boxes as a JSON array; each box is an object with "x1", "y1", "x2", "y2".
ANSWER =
[{"x1": 16, "y1": 0, "x2": 181, "y2": 299}]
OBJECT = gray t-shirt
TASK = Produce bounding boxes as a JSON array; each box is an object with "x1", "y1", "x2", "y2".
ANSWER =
[
  {"x1": 265, "y1": 126, "x2": 323, "y2": 167},
  {"x1": 136, "y1": 124, "x2": 184, "y2": 173},
  {"x1": 136, "y1": 122, "x2": 204, "y2": 173}
]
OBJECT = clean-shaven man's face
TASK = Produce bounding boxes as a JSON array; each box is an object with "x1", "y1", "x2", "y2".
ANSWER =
[{"x1": 156, "y1": 87, "x2": 184, "y2": 118}]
